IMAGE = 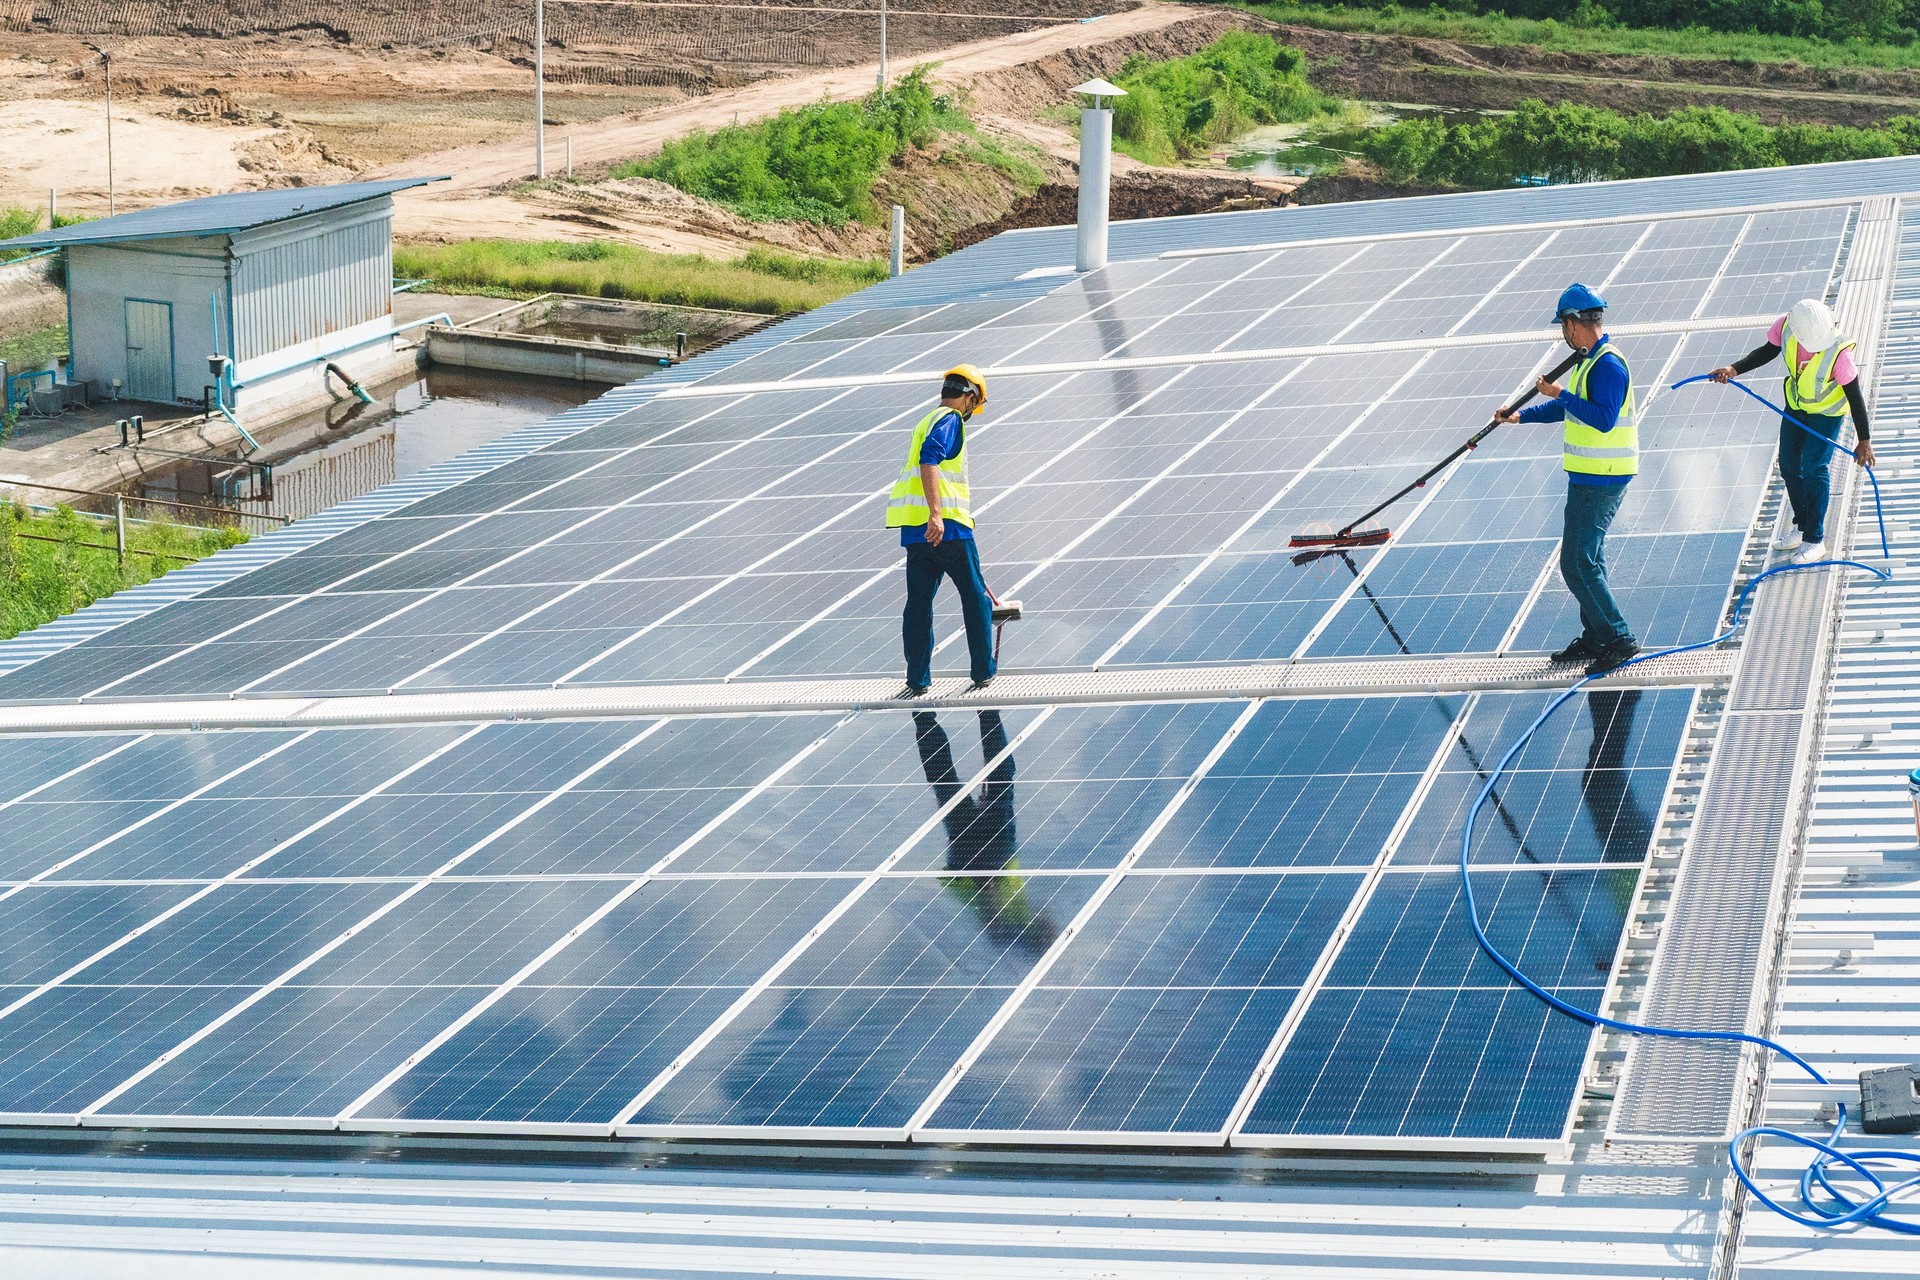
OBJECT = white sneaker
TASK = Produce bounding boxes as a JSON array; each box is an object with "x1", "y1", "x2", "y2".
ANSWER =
[
  {"x1": 1795, "y1": 540, "x2": 1827, "y2": 564},
  {"x1": 1772, "y1": 528, "x2": 1803, "y2": 552}
]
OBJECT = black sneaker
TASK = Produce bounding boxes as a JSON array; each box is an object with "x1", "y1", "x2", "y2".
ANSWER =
[
  {"x1": 898, "y1": 683, "x2": 932, "y2": 699},
  {"x1": 1584, "y1": 638, "x2": 1641, "y2": 676},
  {"x1": 968, "y1": 675, "x2": 995, "y2": 692},
  {"x1": 1550, "y1": 635, "x2": 1600, "y2": 664}
]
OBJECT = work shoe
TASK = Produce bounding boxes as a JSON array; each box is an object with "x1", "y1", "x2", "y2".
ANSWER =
[
  {"x1": 1584, "y1": 638, "x2": 1641, "y2": 676},
  {"x1": 1550, "y1": 634, "x2": 1600, "y2": 664},
  {"x1": 1772, "y1": 528, "x2": 1804, "y2": 553},
  {"x1": 968, "y1": 675, "x2": 995, "y2": 692},
  {"x1": 1795, "y1": 540, "x2": 1828, "y2": 564},
  {"x1": 897, "y1": 683, "x2": 931, "y2": 699}
]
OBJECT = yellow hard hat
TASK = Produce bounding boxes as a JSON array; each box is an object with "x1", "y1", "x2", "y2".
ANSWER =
[{"x1": 944, "y1": 363, "x2": 987, "y2": 406}]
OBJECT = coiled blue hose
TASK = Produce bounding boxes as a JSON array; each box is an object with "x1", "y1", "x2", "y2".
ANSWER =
[{"x1": 1459, "y1": 376, "x2": 1918, "y2": 1233}]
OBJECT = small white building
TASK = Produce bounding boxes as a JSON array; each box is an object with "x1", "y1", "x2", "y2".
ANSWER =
[{"x1": 0, "y1": 178, "x2": 443, "y2": 420}]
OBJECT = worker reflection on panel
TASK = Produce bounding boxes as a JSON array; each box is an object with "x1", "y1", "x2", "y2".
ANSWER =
[
  {"x1": 912, "y1": 710, "x2": 1057, "y2": 953},
  {"x1": 1581, "y1": 689, "x2": 1655, "y2": 865}
]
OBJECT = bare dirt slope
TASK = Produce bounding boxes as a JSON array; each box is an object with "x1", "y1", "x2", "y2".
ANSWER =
[
  {"x1": 380, "y1": 4, "x2": 1220, "y2": 194},
  {"x1": 380, "y1": 2, "x2": 1250, "y2": 247}
]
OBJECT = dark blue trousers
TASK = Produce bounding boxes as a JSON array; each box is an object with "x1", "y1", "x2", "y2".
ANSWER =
[
  {"x1": 903, "y1": 538, "x2": 996, "y2": 688},
  {"x1": 1779, "y1": 411, "x2": 1843, "y2": 542},
  {"x1": 1561, "y1": 481, "x2": 1634, "y2": 648}
]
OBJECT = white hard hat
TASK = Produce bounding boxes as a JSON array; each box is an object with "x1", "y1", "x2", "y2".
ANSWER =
[{"x1": 1785, "y1": 298, "x2": 1839, "y2": 353}]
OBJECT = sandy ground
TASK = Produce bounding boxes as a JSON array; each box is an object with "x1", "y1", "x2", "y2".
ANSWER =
[
  {"x1": 0, "y1": 99, "x2": 289, "y2": 213},
  {"x1": 376, "y1": 2, "x2": 1205, "y2": 242}
]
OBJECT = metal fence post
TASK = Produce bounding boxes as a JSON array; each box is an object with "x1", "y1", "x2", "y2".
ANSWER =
[{"x1": 114, "y1": 495, "x2": 126, "y2": 572}]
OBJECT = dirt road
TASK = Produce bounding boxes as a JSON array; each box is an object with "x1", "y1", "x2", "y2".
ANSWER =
[{"x1": 377, "y1": 3, "x2": 1206, "y2": 198}]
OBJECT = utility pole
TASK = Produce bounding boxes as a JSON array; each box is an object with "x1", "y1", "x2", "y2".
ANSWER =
[
  {"x1": 102, "y1": 50, "x2": 115, "y2": 216},
  {"x1": 533, "y1": 0, "x2": 546, "y2": 180},
  {"x1": 878, "y1": 0, "x2": 887, "y2": 91}
]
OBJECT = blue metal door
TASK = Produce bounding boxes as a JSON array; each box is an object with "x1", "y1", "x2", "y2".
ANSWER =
[{"x1": 124, "y1": 299, "x2": 174, "y2": 402}]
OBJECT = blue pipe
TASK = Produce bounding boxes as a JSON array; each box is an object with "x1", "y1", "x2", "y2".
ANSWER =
[
  {"x1": 1459, "y1": 377, "x2": 1917, "y2": 1233},
  {"x1": 229, "y1": 313, "x2": 451, "y2": 391}
]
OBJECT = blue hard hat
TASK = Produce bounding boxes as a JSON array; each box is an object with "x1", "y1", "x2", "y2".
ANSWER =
[{"x1": 1554, "y1": 283, "x2": 1608, "y2": 321}]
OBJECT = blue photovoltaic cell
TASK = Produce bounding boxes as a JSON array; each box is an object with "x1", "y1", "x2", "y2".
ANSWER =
[
  {"x1": 1242, "y1": 866, "x2": 1637, "y2": 1141},
  {"x1": 141, "y1": 876, "x2": 852, "y2": 1123},
  {"x1": 1109, "y1": 548, "x2": 1358, "y2": 666},
  {"x1": 60, "y1": 880, "x2": 623, "y2": 1118},
  {"x1": 1140, "y1": 696, "x2": 1462, "y2": 868},
  {"x1": 1393, "y1": 688, "x2": 1690, "y2": 867},
  {"x1": 928, "y1": 872, "x2": 1356, "y2": 1134},
  {"x1": 631, "y1": 873, "x2": 1101, "y2": 1130},
  {"x1": 1513, "y1": 533, "x2": 1744, "y2": 651},
  {"x1": 0, "y1": 193, "x2": 1833, "y2": 1150},
  {"x1": 0, "y1": 885, "x2": 199, "y2": 982},
  {"x1": 0, "y1": 801, "x2": 170, "y2": 880},
  {"x1": 1306, "y1": 540, "x2": 1552, "y2": 658},
  {"x1": 0, "y1": 880, "x2": 397, "y2": 1114}
]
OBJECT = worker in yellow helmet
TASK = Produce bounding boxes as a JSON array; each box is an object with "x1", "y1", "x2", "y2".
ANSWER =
[{"x1": 885, "y1": 365, "x2": 995, "y2": 695}]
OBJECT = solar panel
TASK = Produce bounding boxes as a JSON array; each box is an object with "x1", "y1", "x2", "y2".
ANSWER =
[{"x1": 0, "y1": 196, "x2": 1861, "y2": 1151}]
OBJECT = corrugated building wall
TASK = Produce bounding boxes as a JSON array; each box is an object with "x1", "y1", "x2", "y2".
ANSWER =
[{"x1": 230, "y1": 199, "x2": 394, "y2": 363}]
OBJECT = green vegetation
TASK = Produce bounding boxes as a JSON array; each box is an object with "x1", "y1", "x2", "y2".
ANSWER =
[
  {"x1": 1358, "y1": 98, "x2": 1920, "y2": 186},
  {"x1": 613, "y1": 67, "x2": 1038, "y2": 226},
  {"x1": 0, "y1": 503, "x2": 247, "y2": 641},
  {"x1": 392, "y1": 240, "x2": 887, "y2": 314},
  {"x1": 0, "y1": 323, "x2": 68, "y2": 373},
  {"x1": 1111, "y1": 30, "x2": 1347, "y2": 164},
  {"x1": 1, "y1": 205, "x2": 87, "y2": 261},
  {"x1": 1231, "y1": 3, "x2": 1920, "y2": 71}
]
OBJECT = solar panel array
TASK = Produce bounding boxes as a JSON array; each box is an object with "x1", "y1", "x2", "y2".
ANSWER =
[{"x1": 0, "y1": 201, "x2": 1851, "y2": 1148}]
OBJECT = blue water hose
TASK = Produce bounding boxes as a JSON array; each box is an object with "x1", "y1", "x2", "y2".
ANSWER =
[
  {"x1": 1459, "y1": 376, "x2": 1919, "y2": 1232},
  {"x1": 1671, "y1": 373, "x2": 1890, "y2": 561}
]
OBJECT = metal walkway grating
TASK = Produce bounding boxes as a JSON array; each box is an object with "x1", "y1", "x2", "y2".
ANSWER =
[
  {"x1": 0, "y1": 648, "x2": 1736, "y2": 735},
  {"x1": 1610, "y1": 196, "x2": 1900, "y2": 1142}
]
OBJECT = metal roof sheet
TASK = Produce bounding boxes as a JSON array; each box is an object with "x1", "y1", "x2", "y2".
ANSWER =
[{"x1": 0, "y1": 178, "x2": 446, "y2": 250}]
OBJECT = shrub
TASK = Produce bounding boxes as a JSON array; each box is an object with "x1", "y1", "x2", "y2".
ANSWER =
[
  {"x1": 616, "y1": 67, "x2": 947, "y2": 225},
  {"x1": 1112, "y1": 31, "x2": 1340, "y2": 163},
  {"x1": 1356, "y1": 99, "x2": 1920, "y2": 188}
]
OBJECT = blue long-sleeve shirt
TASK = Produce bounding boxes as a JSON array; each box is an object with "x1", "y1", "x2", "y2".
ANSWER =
[
  {"x1": 899, "y1": 409, "x2": 974, "y2": 545},
  {"x1": 1515, "y1": 337, "x2": 1631, "y2": 487}
]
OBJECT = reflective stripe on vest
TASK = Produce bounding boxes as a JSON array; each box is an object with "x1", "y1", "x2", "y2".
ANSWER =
[
  {"x1": 884, "y1": 407, "x2": 975, "y2": 529},
  {"x1": 1562, "y1": 340, "x2": 1638, "y2": 478},
  {"x1": 1782, "y1": 334, "x2": 1853, "y2": 416}
]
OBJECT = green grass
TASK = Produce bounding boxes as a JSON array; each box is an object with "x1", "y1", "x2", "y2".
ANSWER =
[
  {"x1": 1, "y1": 205, "x2": 87, "y2": 262},
  {"x1": 0, "y1": 323, "x2": 68, "y2": 372},
  {"x1": 616, "y1": 67, "x2": 984, "y2": 226},
  {"x1": 1230, "y1": 3, "x2": 1920, "y2": 72},
  {"x1": 392, "y1": 240, "x2": 887, "y2": 314},
  {"x1": 1112, "y1": 30, "x2": 1346, "y2": 164},
  {"x1": 0, "y1": 503, "x2": 247, "y2": 641},
  {"x1": 1356, "y1": 97, "x2": 1920, "y2": 186}
]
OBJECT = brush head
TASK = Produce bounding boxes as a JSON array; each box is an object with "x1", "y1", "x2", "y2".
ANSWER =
[
  {"x1": 991, "y1": 599, "x2": 1024, "y2": 623},
  {"x1": 1287, "y1": 526, "x2": 1392, "y2": 550}
]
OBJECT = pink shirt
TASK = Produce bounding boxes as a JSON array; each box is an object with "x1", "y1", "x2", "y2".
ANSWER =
[{"x1": 1768, "y1": 315, "x2": 1858, "y2": 384}]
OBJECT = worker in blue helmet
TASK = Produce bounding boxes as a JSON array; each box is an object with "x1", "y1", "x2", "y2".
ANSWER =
[{"x1": 1496, "y1": 283, "x2": 1640, "y2": 675}]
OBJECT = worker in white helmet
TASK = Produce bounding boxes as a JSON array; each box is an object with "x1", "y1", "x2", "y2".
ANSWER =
[
  {"x1": 1712, "y1": 298, "x2": 1875, "y2": 564},
  {"x1": 885, "y1": 364, "x2": 996, "y2": 696}
]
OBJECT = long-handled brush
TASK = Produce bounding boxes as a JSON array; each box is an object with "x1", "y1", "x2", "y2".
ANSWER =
[
  {"x1": 1289, "y1": 349, "x2": 1584, "y2": 553},
  {"x1": 987, "y1": 583, "x2": 1022, "y2": 664}
]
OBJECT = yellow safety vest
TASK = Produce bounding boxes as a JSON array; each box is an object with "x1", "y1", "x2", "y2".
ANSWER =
[
  {"x1": 1562, "y1": 340, "x2": 1638, "y2": 479},
  {"x1": 1782, "y1": 334, "x2": 1854, "y2": 416},
  {"x1": 885, "y1": 407, "x2": 975, "y2": 529}
]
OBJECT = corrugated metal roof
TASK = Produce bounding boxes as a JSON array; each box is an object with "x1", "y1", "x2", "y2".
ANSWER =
[
  {"x1": 0, "y1": 178, "x2": 446, "y2": 250},
  {"x1": 1736, "y1": 202, "x2": 1920, "y2": 1273}
]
